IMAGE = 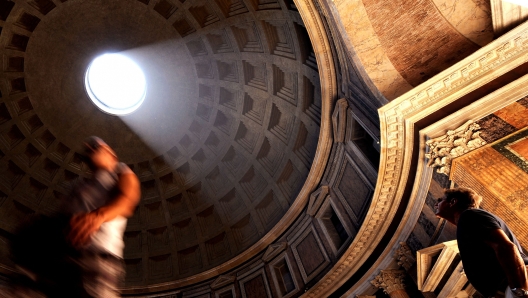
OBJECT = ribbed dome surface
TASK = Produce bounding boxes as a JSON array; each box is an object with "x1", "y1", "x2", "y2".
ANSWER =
[{"x1": 0, "y1": 0, "x2": 321, "y2": 287}]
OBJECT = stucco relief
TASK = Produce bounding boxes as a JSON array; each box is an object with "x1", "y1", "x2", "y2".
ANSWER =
[{"x1": 425, "y1": 120, "x2": 486, "y2": 175}]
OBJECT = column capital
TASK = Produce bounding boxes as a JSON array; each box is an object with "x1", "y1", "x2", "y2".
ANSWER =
[
  {"x1": 395, "y1": 242, "x2": 415, "y2": 271},
  {"x1": 371, "y1": 269, "x2": 406, "y2": 294}
]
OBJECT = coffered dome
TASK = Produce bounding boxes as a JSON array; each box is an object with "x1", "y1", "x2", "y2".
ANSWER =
[{"x1": 0, "y1": 0, "x2": 321, "y2": 288}]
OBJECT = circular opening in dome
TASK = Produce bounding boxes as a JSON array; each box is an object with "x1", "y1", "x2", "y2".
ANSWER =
[{"x1": 85, "y1": 53, "x2": 146, "y2": 115}]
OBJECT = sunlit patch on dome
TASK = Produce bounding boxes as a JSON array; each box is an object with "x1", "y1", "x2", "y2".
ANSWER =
[{"x1": 85, "y1": 53, "x2": 146, "y2": 115}]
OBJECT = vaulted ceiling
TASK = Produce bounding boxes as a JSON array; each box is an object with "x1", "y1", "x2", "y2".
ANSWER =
[
  {"x1": 0, "y1": 0, "x2": 514, "y2": 296},
  {"x1": 0, "y1": 0, "x2": 321, "y2": 287}
]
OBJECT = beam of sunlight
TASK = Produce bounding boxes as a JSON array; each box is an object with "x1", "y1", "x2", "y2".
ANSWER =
[{"x1": 99, "y1": 39, "x2": 197, "y2": 161}]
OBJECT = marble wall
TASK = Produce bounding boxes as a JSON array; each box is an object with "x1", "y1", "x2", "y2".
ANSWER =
[
  {"x1": 329, "y1": 0, "x2": 412, "y2": 100},
  {"x1": 323, "y1": 0, "x2": 492, "y2": 100},
  {"x1": 432, "y1": 0, "x2": 493, "y2": 46}
]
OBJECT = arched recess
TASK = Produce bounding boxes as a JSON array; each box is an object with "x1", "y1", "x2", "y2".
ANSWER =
[{"x1": 303, "y1": 19, "x2": 528, "y2": 297}]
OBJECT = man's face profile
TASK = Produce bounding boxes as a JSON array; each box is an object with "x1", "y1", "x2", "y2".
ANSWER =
[{"x1": 434, "y1": 195, "x2": 455, "y2": 219}]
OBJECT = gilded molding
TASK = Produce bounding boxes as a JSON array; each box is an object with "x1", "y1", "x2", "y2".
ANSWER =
[{"x1": 303, "y1": 18, "x2": 528, "y2": 298}]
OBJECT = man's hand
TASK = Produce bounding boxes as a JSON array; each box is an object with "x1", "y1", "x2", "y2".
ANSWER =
[{"x1": 68, "y1": 211, "x2": 105, "y2": 247}]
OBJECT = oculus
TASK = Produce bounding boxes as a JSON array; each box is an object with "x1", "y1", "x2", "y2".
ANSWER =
[{"x1": 85, "y1": 53, "x2": 146, "y2": 115}]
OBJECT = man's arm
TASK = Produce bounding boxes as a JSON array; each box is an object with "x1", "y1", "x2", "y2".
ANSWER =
[
  {"x1": 94, "y1": 172, "x2": 141, "y2": 219},
  {"x1": 69, "y1": 172, "x2": 140, "y2": 247},
  {"x1": 484, "y1": 229, "x2": 528, "y2": 294}
]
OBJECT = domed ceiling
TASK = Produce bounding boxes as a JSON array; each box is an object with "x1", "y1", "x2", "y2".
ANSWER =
[{"x1": 0, "y1": 0, "x2": 322, "y2": 288}]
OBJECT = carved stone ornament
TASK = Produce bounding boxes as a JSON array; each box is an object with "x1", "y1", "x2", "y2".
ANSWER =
[
  {"x1": 371, "y1": 269, "x2": 407, "y2": 294},
  {"x1": 395, "y1": 242, "x2": 415, "y2": 271},
  {"x1": 425, "y1": 120, "x2": 486, "y2": 175}
]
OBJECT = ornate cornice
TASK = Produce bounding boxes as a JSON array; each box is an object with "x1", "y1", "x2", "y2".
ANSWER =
[{"x1": 303, "y1": 18, "x2": 528, "y2": 298}]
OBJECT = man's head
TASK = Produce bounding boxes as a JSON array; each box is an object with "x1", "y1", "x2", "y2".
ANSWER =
[
  {"x1": 435, "y1": 187, "x2": 482, "y2": 223},
  {"x1": 82, "y1": 136, "x2": 118, "y2": 170}
]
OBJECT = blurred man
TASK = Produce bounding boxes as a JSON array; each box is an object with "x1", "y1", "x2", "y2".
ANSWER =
[
  {"x1": 10, "y1": 136, "x2": 140, "y2": 297},
  {"x1": 435, "y1": 188, "x2": 528, "y2": 298},
  {"x1": 67, "y1": 136, "x2": 140, "y2": 296}
]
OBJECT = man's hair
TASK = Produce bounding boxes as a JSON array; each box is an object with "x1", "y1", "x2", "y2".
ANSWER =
[{"x1": 444, "y1": 187, "x2": 482, "y2": 210}]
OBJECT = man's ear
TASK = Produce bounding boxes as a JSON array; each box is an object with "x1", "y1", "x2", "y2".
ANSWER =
[{"x1": 450, "y1": 198, "x2": 457, "y2": 207}]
